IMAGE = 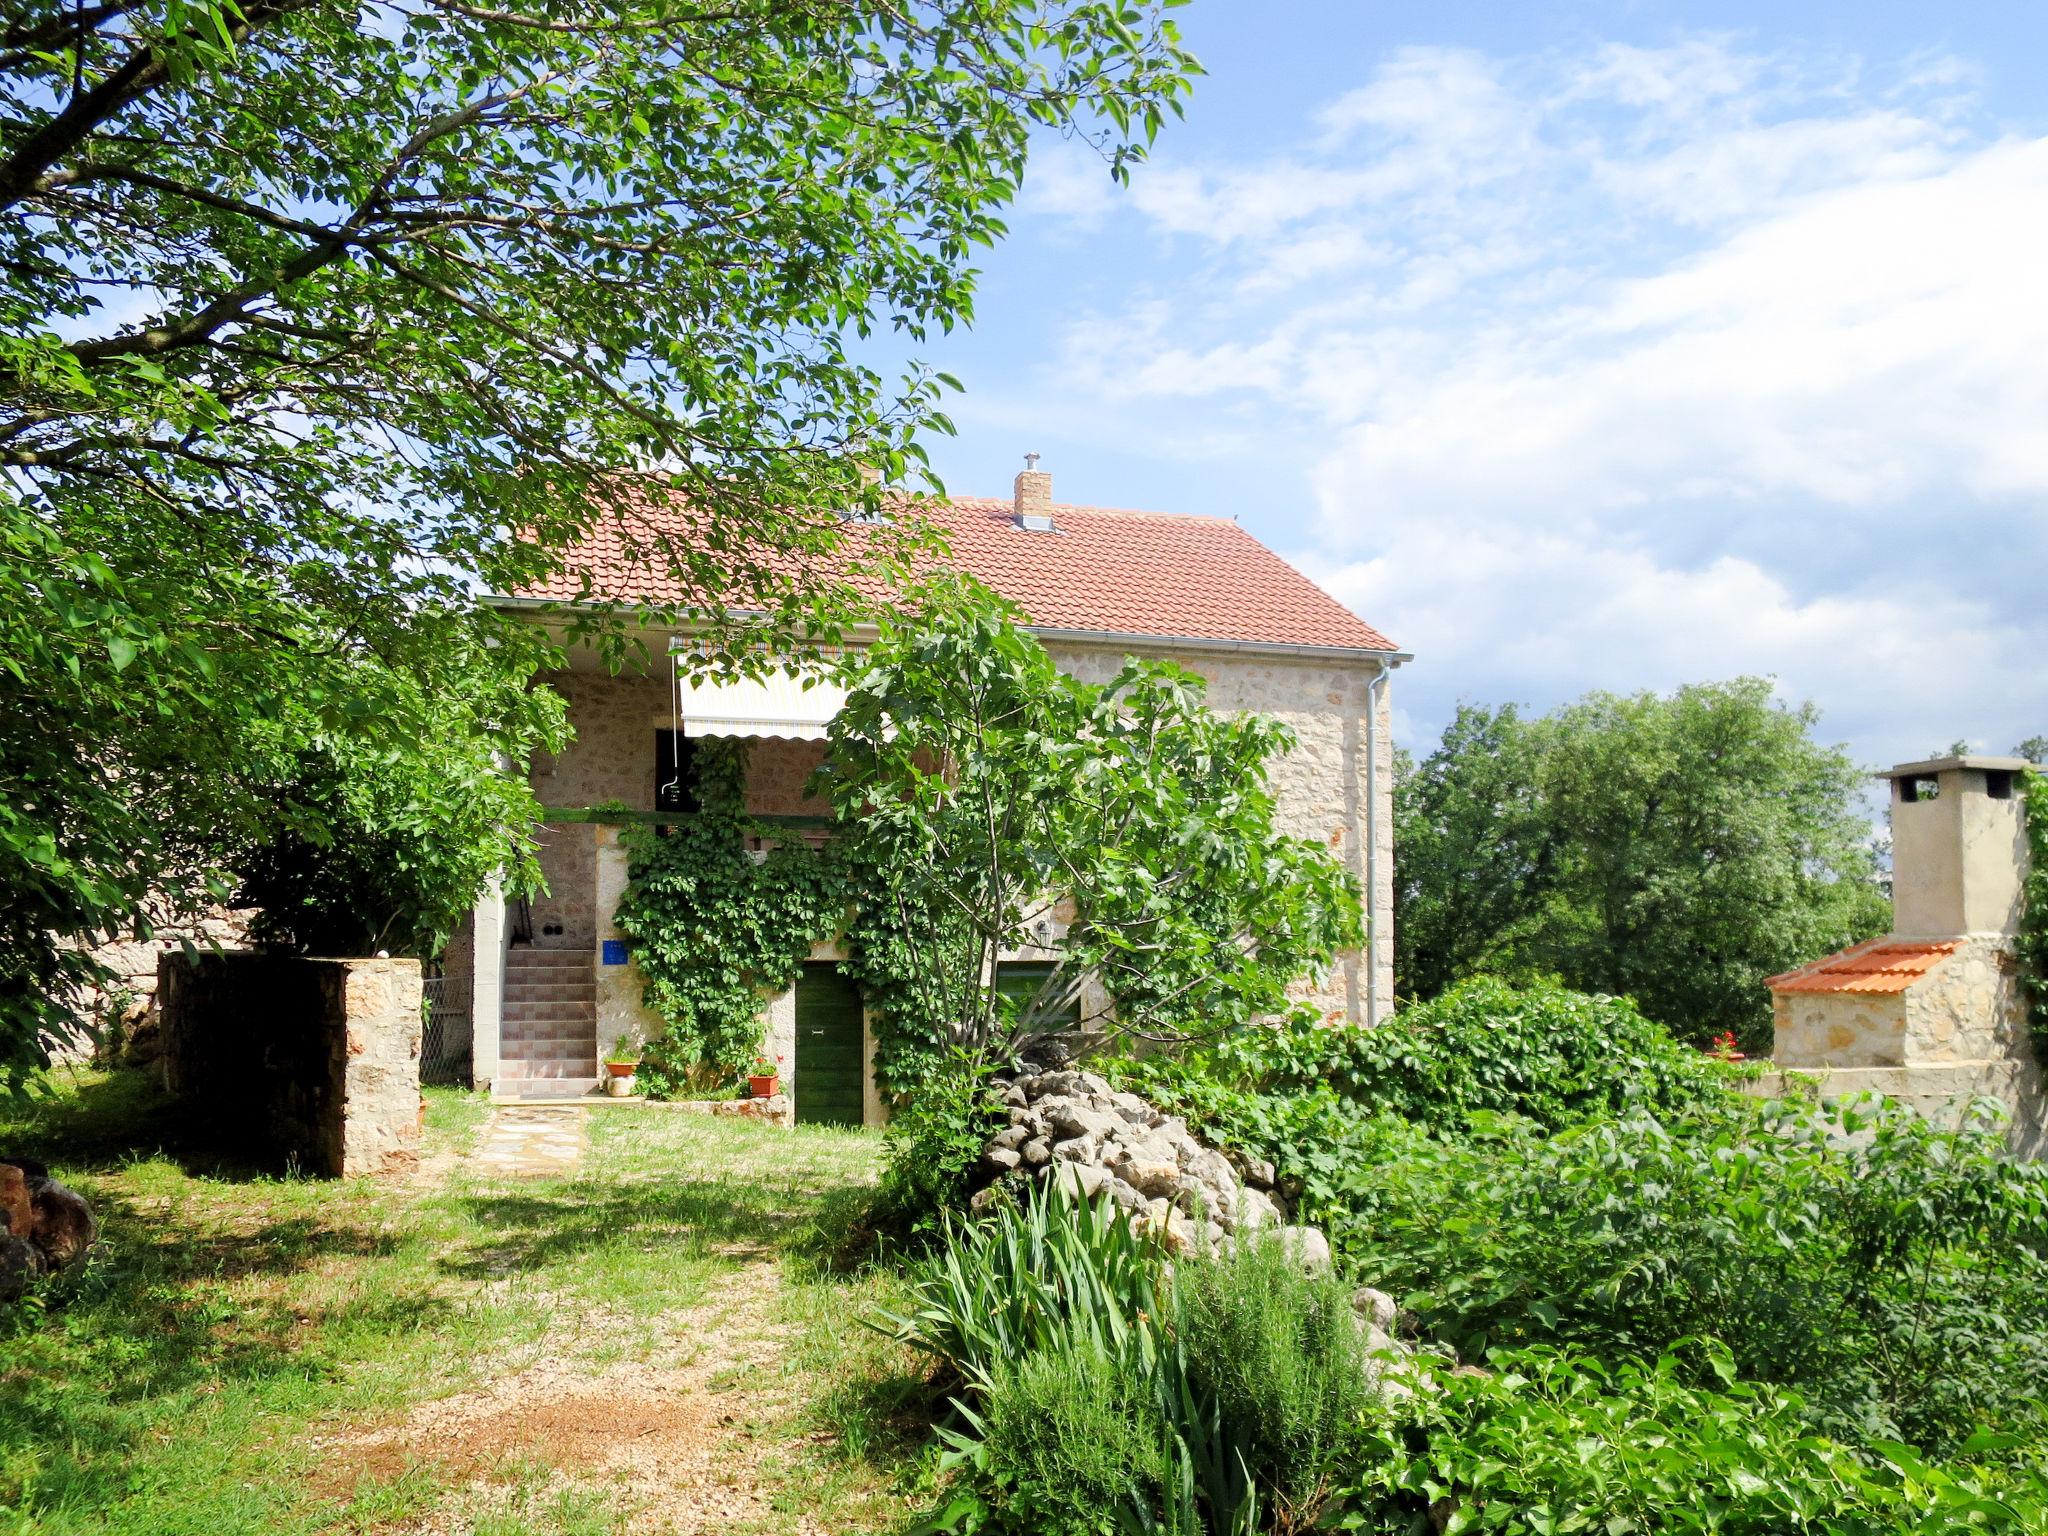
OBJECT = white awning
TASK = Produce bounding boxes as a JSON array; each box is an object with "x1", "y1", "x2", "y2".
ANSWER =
[{"x1": 674, "y1": 666, "x2": 847, "y2": 741}]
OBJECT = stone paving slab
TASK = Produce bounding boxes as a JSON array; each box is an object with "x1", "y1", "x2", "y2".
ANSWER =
[{"x1": 472, "y1": 1105, "x2": 588, "y2": 1178}]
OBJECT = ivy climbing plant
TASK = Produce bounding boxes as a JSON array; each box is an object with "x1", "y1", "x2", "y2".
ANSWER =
[
  {"x1": 612, "y1": 741, "x2": 848, "y2": 1094},
  {"x1": 2019, "y1": 768, "x2": 2048, "y2": 1056}
]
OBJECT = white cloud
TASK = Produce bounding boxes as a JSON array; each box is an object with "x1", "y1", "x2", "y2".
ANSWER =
[{"x1": 1007, "y1": 36, "x2": 2048, "y2": 763}]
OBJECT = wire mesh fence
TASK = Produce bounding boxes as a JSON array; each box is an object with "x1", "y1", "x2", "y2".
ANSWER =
[{"x1": 420, "y1": 970, "x2": 474, "y2": 1087}]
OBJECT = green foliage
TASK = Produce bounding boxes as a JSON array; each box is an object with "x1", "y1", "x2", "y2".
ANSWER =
[
  {"x1": 0, "y1": 0, "x2": 1198, "y2": 1085},
  {"x1": 1120, "y1": 978, "x2": 1730, "y2": 1138},
  {"x1": 613, "y1": 742, "x2": 847, "y2": 1090},
  {"x1": 872, "y1": 1051, "x2": 1009, "y2": 1241},
  {"x1": 821, "y1": 589, "x2": 1363, "y2": 1066},
  {"x1": 1344, "y1": 1094, "x2": 2048, "y2": 1455},
  {"x1": 1396, "y1": 682, "x2": 1890, "y2": 1048},
  {"x1": 881, "y1": 1188, "x2": 1378, "y2": 1535},
  {"x1": 233, "y1": 668, "x2": 562, "y2": 957},
  {"x1": 1344, "y1": 1345, "x2": 2048, "y2": 1535},
  {"x1": 2018, "y1": 769, "x2": 2048, "y2": 1056}
]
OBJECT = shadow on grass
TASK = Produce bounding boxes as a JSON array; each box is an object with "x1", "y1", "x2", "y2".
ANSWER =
[
  {"x1": 1, "y1": 1066, "x2": 329, "y2": 1181},
  {"x1": 0, "y1": 1186, "x2": 461, "y2": 1519}
]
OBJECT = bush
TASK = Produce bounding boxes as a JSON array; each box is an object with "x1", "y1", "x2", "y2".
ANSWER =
[
  {"x1": 870, "y1": 1050, "x2": 1008, "y2": 1243},
  {"x1": 1341, "y1": 1094, "x2": 2048, "y2": 1455},
  {"x1": 1116, "y1": 978, "x2": 1731, "y2": 1138},
  {"x1": 1345, "y1": 1345, "x2": 2048, "y2": 1534},
  {"x1": 880, "y1": 1188, "x2": 1384, "y2": 1534}
]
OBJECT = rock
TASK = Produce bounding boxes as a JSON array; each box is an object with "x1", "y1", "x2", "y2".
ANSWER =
[
  {"x1": 1236, "y1": 1187, "x2": 1283, "y2": 1229},
  {"x1": 1052, "y1": 1162, "x2": 1109, "y2": 1202},
  {"x1": 0, "y1": 1236, "x2": 37, "y2": 1303},
  {"x1": 1225, "y1": 1148, "x2": 1277, "y2": 1190},
  {"x1": 0, "y1": 1157, "x2": 95, "y2": 1297},
  {"x1": 1279, "y1": 1225, "x2": 1332, "y2": 1274},
  {"x1": 1021, "y1": 1137, "x2": 1052, "y2": 1167},
  {"x1": 990, "y1": 1124, "x2": 1028, "y2": 1151},
  {"x1": 982, "y1": 1145, "x2": 1022, "y2": 1173},
  {"x1": 1048, "y1": 1102, "x2": 1118, "y2": 1141},
  {"x1": 1052, "y1": 1135, "x2": 1102, "y2": 1165},
  {"x1": 1107, "y1": 1178, "x2": 1150, "y2": 1215},
  {"x1": 1352, "y1": 1286, "x2": 1398, "y2": 1332},
  {"x1": 1121, "y1": 1158, "x2": 1182, "y2": 1199}
]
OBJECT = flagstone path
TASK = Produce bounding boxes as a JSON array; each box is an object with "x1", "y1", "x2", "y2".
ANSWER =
[{"x1": 471, "y1": 1103, "x2": 589, "y2": 1178}]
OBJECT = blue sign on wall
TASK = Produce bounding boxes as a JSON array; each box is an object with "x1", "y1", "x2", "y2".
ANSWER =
[{"x1": 601, "y1": 939, "x2": 628, "y2": 966}]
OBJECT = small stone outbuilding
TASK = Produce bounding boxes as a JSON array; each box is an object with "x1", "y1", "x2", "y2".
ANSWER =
[{"x1": 1766, "y1": 755, "x2": 2043, "y2": 1155}]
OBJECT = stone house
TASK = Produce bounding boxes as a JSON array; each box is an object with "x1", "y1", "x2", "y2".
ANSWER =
[
  {"x1": 1765, "y1": 754, "x2": 2044, "y2": 1155},
  {"x1": 451, "y1": 466, "x2": 1408, "y2": 1114}
]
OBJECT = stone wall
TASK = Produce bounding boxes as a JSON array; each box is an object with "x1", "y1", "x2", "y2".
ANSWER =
[
  {"x1": 1045, "y1": 640, "x2": 1396, "y2": 1025},
  {"x1": 158, "y1": 953, "x2": 423, "y2": 1177}
]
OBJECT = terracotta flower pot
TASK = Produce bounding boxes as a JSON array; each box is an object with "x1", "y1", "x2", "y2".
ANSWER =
[
  {"x1": 748, "y1": 1073, "x2": 778, "y2": 1099},
  {"x1": 604, "y1": 1060, "x2": 637, "y2": 1078}
]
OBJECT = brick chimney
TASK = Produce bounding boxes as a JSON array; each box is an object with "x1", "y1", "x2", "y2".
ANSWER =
[
  {"x1": 1882, "y1": 755, "x2": 2029, "y2": 938},
  {"x1": 1012, "y1": 453, "x2": 1055, "y2": 532}
]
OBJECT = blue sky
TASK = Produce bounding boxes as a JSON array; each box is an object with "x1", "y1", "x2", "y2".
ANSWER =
[{"x1": 906, "y1": 1, "x2": 2048, "y2": 771}]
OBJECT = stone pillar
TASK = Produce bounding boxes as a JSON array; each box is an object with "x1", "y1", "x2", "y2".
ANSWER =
[
  {"x1": 471, "y1": 874, "x2": 506, "y2": 1092},
  {"x1": 594, "y1": 825, "x2": 664, "y2": 1055}
]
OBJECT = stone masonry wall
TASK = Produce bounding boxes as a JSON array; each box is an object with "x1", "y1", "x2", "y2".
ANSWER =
[
  {"x1": 1045, "y1": 641, "x2": 1396, "y2": 1025},
  {"x1": 158, "y1": 953, "x2": 423, "y2": 1177}
]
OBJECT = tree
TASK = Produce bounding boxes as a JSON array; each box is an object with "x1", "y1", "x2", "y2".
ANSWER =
[
  {"x1": 819, "y1": 589, "x2": 1363, "y2": 1065},
  {"x1": 2017, "y1": 737, "x2": 2048, "y2": 765},
  {"x1": 0, "y1": 0, "x2": 1198, "y2": 1083},
  {"x1": 1396, "y1": 680, "x2": 1889, "y2": 1049}
]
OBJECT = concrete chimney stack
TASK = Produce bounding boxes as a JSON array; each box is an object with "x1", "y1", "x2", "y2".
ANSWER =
[
  {"x1": 1012, "y1": 454, "x2": 1054, "y2": 532},
  {"x1": 1881, "y1": 755, "x2": 2029, "y2": 939}
]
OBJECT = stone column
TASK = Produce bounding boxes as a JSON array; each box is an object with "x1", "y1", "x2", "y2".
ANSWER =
[
  {"x1": 471, "y1": 873, "x2": 506, "y2": 1092},
  {"x1": 594, "y1": 824, "x2": 664, "y2": 1054}
]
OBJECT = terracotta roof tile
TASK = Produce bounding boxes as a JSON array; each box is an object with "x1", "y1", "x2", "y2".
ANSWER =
[
  {"x1": 511, "y1": 492, "x2": 1399, "y2": 654},
  {"x1": 1765, "y1": 939, "x2": 1961, "y2": 995}
]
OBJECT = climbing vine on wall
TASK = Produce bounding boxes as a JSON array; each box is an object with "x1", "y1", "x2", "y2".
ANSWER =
[
  {"x1": 613, "y1": 739, "x2": 961, "y2": 1098},
  {"x1": 613, "y1": 740, "x2": 848, "y2": 1093},
  {"x1": 2018, "y1": 768, "x2": 2048, "y2": 1056}
]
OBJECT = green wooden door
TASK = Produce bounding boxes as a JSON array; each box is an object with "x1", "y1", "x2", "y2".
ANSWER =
[{"x1": 795, "y1": 963, "x2": 866, "y2": 1127}]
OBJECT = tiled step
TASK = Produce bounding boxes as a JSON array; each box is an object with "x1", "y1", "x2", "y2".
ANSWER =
[
  {"x1": 506, "y1": 948, "x2": 591, "y2": 968},
  {"x1": 504, "y1": 999, "x2": 595, "y2": 1022},
  {"x1": 500, "y1": 1031, "x2": 597, "y2": 1054},
  {"x1": 495, "y1": 1076, "x2": 601, "y2": 1101},
  {"x1": 501, "y1": 1056, "x2": 598, "y2": 1078},
  {"x1": 504, "y1": 981, "x2": 595, "y2": 1004}
]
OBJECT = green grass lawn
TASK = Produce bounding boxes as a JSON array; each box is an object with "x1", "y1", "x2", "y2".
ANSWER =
[{"x1": 0, "y1": 1070, "x2": 929, "y2": 1535}]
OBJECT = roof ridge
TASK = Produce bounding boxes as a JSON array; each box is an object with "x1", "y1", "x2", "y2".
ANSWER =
[{"x1": 937, "y1": 494, "x2": 1238, "y2": 524}]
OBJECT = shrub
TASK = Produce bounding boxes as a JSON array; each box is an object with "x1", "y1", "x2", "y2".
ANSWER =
[
  {"x1": 880, "y1": 1188, "x2": 1385, "y2": 1534},
  {"x1": 870, "y1": 1050, "x2": 1010, "y2": 1243},
  {"x1": 1117, "y1": 978, "x2": 1732, "y2": 1138},
  {"x1": 1339, "y1": 1094, "x2": 2048, "y2": 1456},
  {"x1": 1345, "y1": 1345, "x2": 2048, "y2": 1535}
]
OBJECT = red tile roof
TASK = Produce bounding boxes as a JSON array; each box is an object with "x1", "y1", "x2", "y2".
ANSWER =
[
  {"x1": 510, "y1": 493, "x2": 1400, "y2": 654},
  {"x1": 1766, "y1": 939, "x2": 1961, "y2": 995}
]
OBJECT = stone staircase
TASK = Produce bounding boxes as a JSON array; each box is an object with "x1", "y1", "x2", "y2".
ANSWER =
[{"x1": 497, "y1": 946, "x2": 598, "y2": 1100}]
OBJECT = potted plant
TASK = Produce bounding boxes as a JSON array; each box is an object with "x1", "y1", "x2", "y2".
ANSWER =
[
  {"x1": 747, "y1": 1052, "x2": 782, "y2": 1099},
  {"x1": 604, "y1": 1037, "x2": 641, "y2": 1097}
]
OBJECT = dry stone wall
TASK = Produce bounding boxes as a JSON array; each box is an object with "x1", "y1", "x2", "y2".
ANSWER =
[
  {"x1": 158, "y1": 953, "x2": 423, "y2": 1177},
  {"x1": 975, "y1": 1065, "x2": 1333, "y2": 1271}
]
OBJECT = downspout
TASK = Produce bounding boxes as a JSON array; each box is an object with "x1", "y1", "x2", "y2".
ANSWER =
[{"x1": 1365, "y1": 662, "x2": 1389, "y2": 1026}]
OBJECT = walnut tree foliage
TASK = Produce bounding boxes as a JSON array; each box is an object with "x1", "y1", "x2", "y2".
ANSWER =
[
  {"x1": 0, "y1": 0, "x2": 1198, "y2": 1083},
  {"x1": 1395, "y1": 679, "x2": 1889, "y2": 1050},
  {"x1": 818, "y1": 588, "x2": 1364, "y2": 1066}
]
